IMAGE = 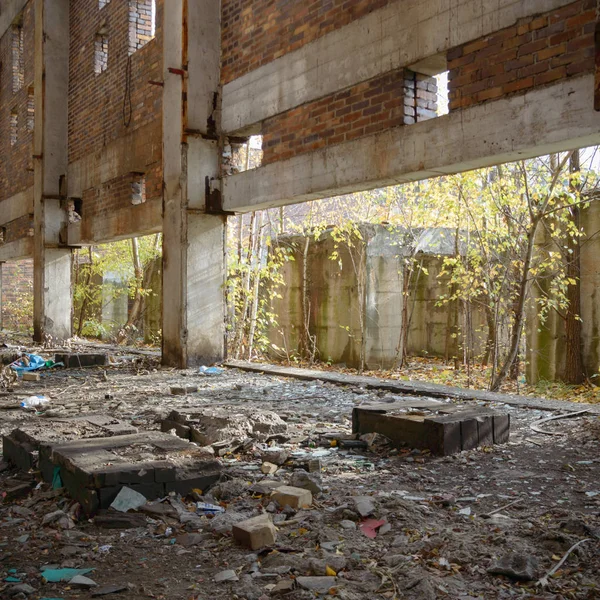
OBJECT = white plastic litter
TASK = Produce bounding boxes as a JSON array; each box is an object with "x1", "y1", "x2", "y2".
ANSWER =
[
  {"x1": 110, "y1": 487, "x2": 147, "y2": 513},
  {"x1": 20, "y1": 395, "x2": 50, "y2": 409}
]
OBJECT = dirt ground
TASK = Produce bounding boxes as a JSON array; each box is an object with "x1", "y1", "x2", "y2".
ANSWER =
[{"x1": 1, "y1": 347, "x2": 599, "y2": 600}]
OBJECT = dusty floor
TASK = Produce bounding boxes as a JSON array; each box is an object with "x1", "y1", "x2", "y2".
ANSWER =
[{"x1": 1, "y1": 350, "x2": 599, "y2": 599}]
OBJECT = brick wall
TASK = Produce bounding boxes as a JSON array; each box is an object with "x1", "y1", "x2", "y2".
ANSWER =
[
  {"x1": 261, "y1": 69, "x2": 405, "y2": 164},
  {"x1": 69, "y1": 0, "x2": 162, "y2": 162},
  {"x1": 69, "y1": 0, "x2": 163, "y2": 223},
  {"x1": 1, "y1": 259, "x2": 33, "y2": 332},
  {"x1": 0, "y1": 2, "x2": 35, "y2": 203},
  {"x1": 448, "y1": 0, "x2": 595, "y2": 110},
  {"x1": 221, "y1": 0, "x2": 392, "y2": 84}
]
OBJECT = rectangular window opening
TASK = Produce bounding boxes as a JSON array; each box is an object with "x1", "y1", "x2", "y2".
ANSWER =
[
  {"x1": 94, "y1": 33, "x2": 108, "y2": 74},
  {"x1": 131, "y1": 175, "x2": 146, "y2": 205},
  {"x1": 12, "y1": 25, "x2": 24, "y2": 93},
  {"x1": 10, "y1": 110, "x2": 18, "y2": 146},
  {"x1": 404, "y1": 54, "x2": 449, "y2": 125},
  {"x1": 27, "y1": 86, "x2": 34, "y2": 131},
  {"x1": 0, "y1": 227, "x2": 6, "y2": 245},
  {"x1": 224, "y1": 135, "x2": 264, "y2": 175},
  {"x1": 129, "y1": 0, "x2": 156, "y2": 55}
]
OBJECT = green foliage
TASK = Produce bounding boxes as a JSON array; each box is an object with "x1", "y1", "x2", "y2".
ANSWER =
[{"x1": 73, "y1": 235, "x2": 162, "y2": 342}]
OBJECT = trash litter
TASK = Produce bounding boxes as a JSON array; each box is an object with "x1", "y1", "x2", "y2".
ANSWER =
[
  {"x1": 359, "y1": 518, "x2": 386, "y2": 539},
  {"x1": 196, "y1": 501, "x2": 225, "y2": 515},
  {"x1": 198, "y1": 366, "x2": 224, "y2": 376},
  {"x1": 20, "y1": 395, "x2": 50, "y2": 409},
  {"x1": 52, "y1": 466, "x2": 63, "y2": 490},
  {"x1": 41, "y1": 567, "x2": 95, "y2": 583},
  {"x1": 110, "y1": 487, "x2": 147, "y2": 513},
  {"x1": 10, "y1": 354, "x2": 63, "y2": 373}
]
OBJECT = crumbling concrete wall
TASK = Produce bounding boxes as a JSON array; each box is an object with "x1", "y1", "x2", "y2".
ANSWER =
[
  {"x1": 527, "y1": 200, "x2": 600, "y2": 383},
  {"x1": 268, "y1": 226, "x2": 488, "y2": 369}
]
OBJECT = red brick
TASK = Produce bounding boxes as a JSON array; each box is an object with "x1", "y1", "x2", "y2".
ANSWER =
[
  {"x1": 503, "y1": 76, "x2": 534, "y2": 94},
  {"x1": 534, "y1": 66, "x2": 567, "y2": 85}
]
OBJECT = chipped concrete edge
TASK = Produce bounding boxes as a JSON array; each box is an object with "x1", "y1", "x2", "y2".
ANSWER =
[{"x1": 225, "y1": 361, "x2": 600, "y2": 415}]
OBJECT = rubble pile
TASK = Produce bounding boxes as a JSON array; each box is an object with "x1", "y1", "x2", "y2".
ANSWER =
[{"x1": 0, "y1": 350, "x2": 599, "y2": 599}]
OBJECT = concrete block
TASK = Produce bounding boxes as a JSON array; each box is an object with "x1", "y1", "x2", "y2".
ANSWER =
[
  {"x1": 271, "y1": 485, "x2": 312, "y2": 509},
  {"x1": 460, "y1": 418, "x2": 479, "y2": 451},
  {"x1": 22, "y1": 372, "x2": 40, "y2": 381},
  {"x1": 477, "y1": 417, "x2": 494, "y2": 447},
  {"x1": 170, "y1": 385, "x2": 198, "y2": 395},
  {"x1": 493, "y1": 414, "x2": 510, "y2": 444},
  {"x1": 232, "y1": 514, "x2": 277, "y2": 550},
  {"x1": 160, "y1": 419, "x2": 192, "y2": 440},
  {"x1": 54, "y1": 353, "x2": 108, "y2": 368},
  {"x1": 353, "y1": 403, "x2": 508, "y2": 455}
]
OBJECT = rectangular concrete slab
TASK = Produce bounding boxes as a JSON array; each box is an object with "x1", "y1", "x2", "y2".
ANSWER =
[
  {"x1": 3, "y1": 415, "x2": 137, "y2": 476},
  {"x1": 45, "y1": 431, "x2": 221, "y2": 514},
  {"x1": 54, "y1": 352, "x2": 108, "y2": 368},
  {"x1": 353, "y1": 404, "x2": 509, "y2": 455}
]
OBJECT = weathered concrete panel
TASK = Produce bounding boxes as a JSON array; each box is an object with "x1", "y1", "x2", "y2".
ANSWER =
[
  {"x1": 0, "y1": 189, "x2": 34, "y2": 225},
  {"x1": 0, "y1": 0, "x2": 29, "y2": 38},
  {"x1": 223, "y1": 76, "x2": 600, "y2": 213},
  {"x1": 221, "y1": 0, "x2": 574, "y2": 132}
]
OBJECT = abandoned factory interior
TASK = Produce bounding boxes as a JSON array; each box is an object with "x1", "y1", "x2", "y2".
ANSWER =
[{"x1": 2, "y1": 0, "x2": 600, "y2": 598}]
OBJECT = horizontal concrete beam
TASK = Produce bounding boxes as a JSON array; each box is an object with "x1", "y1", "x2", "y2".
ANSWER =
[
  {"x1": 0, "y1": 188, "x2": 34, "y2": 225},
  {"x1": 0, "y1": 237, "x2": 33, "y2": 262},
  {"x1": 0, "y1": 0, "x2": 29, "y2": 38},
  {"x1": 222, "y1": 75, "x2": 600, "y2": 213},
  {"x1": 222, "y1": 0, "x2": 573, "y2": 133},
  {"x1": 67, "y1": 198, "x2": 162, "y2": 246}
]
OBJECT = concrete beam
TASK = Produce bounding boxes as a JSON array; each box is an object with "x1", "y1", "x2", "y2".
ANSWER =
[
  {"x1": 0, "y1": 238, "x2": 33, "y2": 263},
  {"x1": 0, "y1": 0, "x2": 29, "y2": 38},
  {"x1": 0, "y1": 189, "x2": 34, "y2": 225},
  {"x1": 161, "y1": 0, "x2": 226, "y2": 367},
  {"x1": 33, "y1": 0, "x2": 72, "y2": 342},
  {"x1": 221, "y1": 0, "x2": 573, "y2": 133},
  {"x1": 223, "y1": 75, "x2": 600, "y2": 213}
]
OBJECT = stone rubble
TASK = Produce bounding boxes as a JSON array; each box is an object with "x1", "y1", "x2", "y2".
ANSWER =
[{"x1": 0, "y1": 356, "x2": 599, "y2": 599}]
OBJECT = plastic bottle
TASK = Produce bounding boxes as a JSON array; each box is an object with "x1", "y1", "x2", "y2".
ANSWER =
[{"x1": 20, "y1": 395, "x2": 50, "y2": 409}]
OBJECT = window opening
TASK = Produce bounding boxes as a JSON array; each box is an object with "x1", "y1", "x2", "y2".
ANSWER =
[
  {"x1": 12, "y1": 25, "x2": 24, "y2": 93},
  {"x1": 129, "y1": 0, "x2": 156, "y2": 55},
  {"x1": 404, "y1": 54, "x2": 449, "y2": 124},
  {"x1": 26, "y1": 86, "x2": 34, "y2": 131},
  {"x1": 10, "y1": 110, "x2": 18, "y2": 146},
  {"x1": 94, "y1": 33, "x2": 108, "y2": 74},
  {"x1": 131, "y1": 174, "x2": 146, "y2": 205}
]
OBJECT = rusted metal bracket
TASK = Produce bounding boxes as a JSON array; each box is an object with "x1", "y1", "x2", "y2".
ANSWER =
[
  {"x1": 168, "y1": 67, "x2": 186, "y2": 76},
  {"x1": 205, "y1": 176, "x2": 234, "y2": 215},
  {"x1": 185, "y1": 128, "x2": 218, "y2": 141},
  {"x1": 148, "y1": 80, "x2": 164, "y2": 87}
]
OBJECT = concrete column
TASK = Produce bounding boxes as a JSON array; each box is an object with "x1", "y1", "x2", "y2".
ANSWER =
[
  {"x1": 0, "y1": 262, "x2": 3, "y2": 331},
  {"x1": 32, "y1": 0, "x2": 72, "y2": 342},
  {"x1": 161, "y1": 0, "x2": 226, "y2": 367}
]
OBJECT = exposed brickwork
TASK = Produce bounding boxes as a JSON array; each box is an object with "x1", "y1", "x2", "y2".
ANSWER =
[
  {"x1": 69, "y1": 0, "x2": 163, "y2": 225},
  {"x1": 69, "y1": 0, "x2": 162, "y2": 163},
  {"x1": 404, "y1": 72, "x2": 438, "y2": 124},
  {"x1": 261, "y1": 69, "x2": 405, "y2": 164},
  {"x1": 448, "y1": 0, "x2": 595, "y2": 110},
  {"x1": 221, "y1": 0, "x2": 392, "y2": 84},
  {"x1": 0, "y1": 2, "x2": 35, "y2": 203},
  {"x1": 80, "y1": 160, "x2": 161, "y2": 238}
]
